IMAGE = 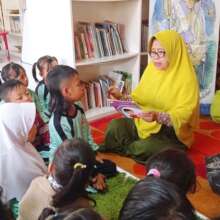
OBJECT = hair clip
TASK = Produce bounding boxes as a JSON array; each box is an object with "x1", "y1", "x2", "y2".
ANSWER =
[
  {"x1": 73, "y1": 162, "x2": 87, "y2": 170},
  {"x1": 147, "y1": 168, "x2": 160, "y2": 177}
]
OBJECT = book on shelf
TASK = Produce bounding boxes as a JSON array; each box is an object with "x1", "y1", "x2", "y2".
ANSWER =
[
  {"x1": 108, "y1": 99, "x2": 143, "y2": 118},
  {"x1": 80, "y1": 71, "x2": 132, "y2": 112},
  {"x1": 74, "y1": 21, "x2": 126, "y2": 61},
  {"x1": 141, "y1": 19, "x2": 149, "y2": 52}
]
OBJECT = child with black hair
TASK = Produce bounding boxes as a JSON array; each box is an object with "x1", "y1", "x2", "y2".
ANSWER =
[
  {"x1": 0, "y1": 79, "x2": 32, "y2": 103},
  {"x1": 18, "y1": 138, "x2": 96, "y2": 220},
  {"x1": 33, "y1": 55, "x2": 58, "y2": 122},
  {"x1": 119, "y1": 177, "x2": 196, "y2": 220},
  {"x1": 145, "y1": 148, "x2": 196, "y2": 194},
  {"x1": 39, "y1": 208, "x2": 103, "y2": 220},
  {"x1": 47, "y1": 65, "x2": 108, "y2": 191},
  {"x1": 1, "y1": 62, "x2": 43, "y2": 117},
  {"x1": 0, "y1": 80, "x2": 50, "y2": 163}
]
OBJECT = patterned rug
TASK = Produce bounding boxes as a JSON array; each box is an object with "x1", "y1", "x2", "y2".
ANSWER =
[{"x1": 90, "y1": 114, "x2": 220, "y2": 178}]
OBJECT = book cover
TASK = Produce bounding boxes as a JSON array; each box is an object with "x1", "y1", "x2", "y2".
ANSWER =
[{"x1": 108, "y1": 99, "x2": 143, "y2": 118}]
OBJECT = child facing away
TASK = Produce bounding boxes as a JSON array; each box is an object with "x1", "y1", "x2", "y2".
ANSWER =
[
  {"x1": 18, "y1": 138, "x2": 97, "y2": 220},
  {"x1": 0, "y1": 103, "x2": 47, "y2": 210},
  {"x1": 1, "y1": 62, "x2": 43, "y2": 118},
  {"x1": 145, "y1": 148, "x2": 196, "y2": 194},
  {"x1": 0, "y1": 80, "x2": 50, "y2": 163},
  {"x1": 119, "y1": 177, "x2": 196, "y2": 220},
  {"x1": 47, "y1": 65, "x2": 108, "y2": 191},
  {"x1": 39, "y1": 208, "x2": 103, "y2": 220},
  {"x1": 33, "y1": 55, "x2": 58, "y2": 122}
]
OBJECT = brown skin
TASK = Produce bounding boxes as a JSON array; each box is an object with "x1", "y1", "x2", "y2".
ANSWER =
[{"x1": 60, "y1": 74, "x2": 107, "y2": 191}]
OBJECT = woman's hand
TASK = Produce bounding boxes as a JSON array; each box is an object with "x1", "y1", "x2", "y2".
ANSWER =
[
  {"x1": 137, "y1": 111, "x2": 157, "y2": 122},
  {"x1": 108, "y1": 86, "x2": 122, "y2": 100}
]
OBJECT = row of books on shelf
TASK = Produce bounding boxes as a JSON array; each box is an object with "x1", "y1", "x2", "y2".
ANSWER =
[
  {"x1": 81, "y1": 70, "x2": 132, "y2": 111},
  {"x1": 141, "y1": 20, "x2": 149, "y2": 52},
  {"x1": 74, "y1": 21, "x2": 126, "y2": 61},
  {"x1": 9, "y1": 16, "x2": 21, "y2": 34}
]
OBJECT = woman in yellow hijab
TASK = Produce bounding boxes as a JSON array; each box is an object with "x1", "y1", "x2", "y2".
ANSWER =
[{"x1": 102, "y1": 30, "x2": 199, "y2": 162}]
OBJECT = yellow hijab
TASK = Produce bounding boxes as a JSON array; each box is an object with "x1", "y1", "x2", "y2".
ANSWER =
[{"x1": 132, "y1": 30, "x2": 199, "y2": 147}]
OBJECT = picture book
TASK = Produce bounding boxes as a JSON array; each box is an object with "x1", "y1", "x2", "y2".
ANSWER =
[{"x1": 108, "y1": 99, "x2": 143, "y2": 118}]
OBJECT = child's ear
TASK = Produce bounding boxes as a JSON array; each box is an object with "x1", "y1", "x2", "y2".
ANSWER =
[{"x1": 61, "y1": 86, "x2": 69, "y2": 97}]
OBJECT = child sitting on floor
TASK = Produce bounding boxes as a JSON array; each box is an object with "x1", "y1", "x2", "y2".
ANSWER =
[
  {"x1": 1, "y1": 62, "x2": 43, "y2": 117},
  {"x1": 119, "y1": 177, "x2": 196, "y2": 220},
  {"x1": 145, "y1": 148, "x2": 196, "y2": 194},
  {"x1": 33, "y1": 55, "x2": 58, "y2": 122},
  {"x1": 47, "y1": 65, "x2": 109, "y2": 191},
  {"x1": 39, "y1": 208, "x2": 103, "y2": 220},
  {"x1": 0, "y1": 80, "x2": 50, "y2": 163},
  {"x1": 18, "y1": 138, "x2": 96, "y2": 220}
]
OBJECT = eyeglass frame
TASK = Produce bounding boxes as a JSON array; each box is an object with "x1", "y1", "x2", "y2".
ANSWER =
[{"x1": 148, "y1": 50, "x2": 166, "y2": 59}]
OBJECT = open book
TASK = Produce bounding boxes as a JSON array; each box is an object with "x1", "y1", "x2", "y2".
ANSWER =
[{"x1": 108, "y1": 99, "x2": 143, "y2": 118}]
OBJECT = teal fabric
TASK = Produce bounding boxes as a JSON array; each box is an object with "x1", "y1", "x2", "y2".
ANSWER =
[
  {"x1": 49, "y1": 105, "x2": 99, "y2": 161},
  {"x1": 9, "y1": 198, "x2": 19, "y2": 219},
  {"x1": 35, "y1": 82, "x2": 51, "y2": 123},
  {"x1": 102, "y1": 118, "x2": 186, "y2": 163}
]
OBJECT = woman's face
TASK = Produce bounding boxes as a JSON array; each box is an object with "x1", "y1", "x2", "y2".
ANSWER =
[{"x1": 150, "y1": 40, "x2": 169, "y2": 71}]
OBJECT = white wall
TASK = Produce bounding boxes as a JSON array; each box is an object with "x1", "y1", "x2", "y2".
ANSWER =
[{"x1": 22, "y1": 0, "x2": 75, "y2": 66}]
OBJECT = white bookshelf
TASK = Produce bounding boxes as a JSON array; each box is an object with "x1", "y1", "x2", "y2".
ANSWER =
[{"x1": 22, "y1": 0, "x2": 149, "y2": 119}]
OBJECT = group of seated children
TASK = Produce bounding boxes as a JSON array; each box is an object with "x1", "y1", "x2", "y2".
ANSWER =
[{"x1": 0, "y1": 57, "x2": 204, "y2": 220}]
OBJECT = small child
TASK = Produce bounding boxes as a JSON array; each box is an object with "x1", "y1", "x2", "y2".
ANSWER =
[
  {"x1": 39, "y1": 208, "x2": 103, "y2": 220},
  {"x1": 145, "y1": 148, "x2": 196, "y2": 194},
  {"x1": 18, "y1": 138, "x2": 96, "y2": 220},
  {"x1": 0, "y1": 80, "x2": 50, "y2": 163},
  {"x1": 119, "y1": 177, "x2": 196, "y2": 220},
  {"x1": 47, "y1": 65, "x2": 107, "y2": 191},
  {"x1": 33, "y1": 55, "x2": 58, "y2": 122},
  {"x1": 1, "y1": 62, "x2": 43, "y2": 117}
]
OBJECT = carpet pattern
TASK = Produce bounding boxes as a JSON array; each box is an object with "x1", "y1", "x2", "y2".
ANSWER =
[{"x1": 90, "y1": 114, "x2": 220, "y2": 178}]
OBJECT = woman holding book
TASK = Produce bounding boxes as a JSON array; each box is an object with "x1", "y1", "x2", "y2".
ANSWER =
[{"x1": 102, "y1": 30, "x2": 199, "y2": 163}]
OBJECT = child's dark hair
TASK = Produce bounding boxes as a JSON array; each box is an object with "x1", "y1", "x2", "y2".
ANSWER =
[
  {"x1": 47, "y1": 65, "x2": 78, "y2": 114},
  {"x1": 1, "y1": 62, "x2": 25, "y2": 82},
  {"x1": 51, "y1": 138, "x2": 95, "y2": 208},
  {"x1": 0, "y1": 79, "x2": 24, "y2": 101},
  {"x1": 0, "y1": 186, "x2": 13, "y2": 220},
  {"x1": 145, "y1": 148, "x2": 196, "y2": 194},
  {"x1": 119, "y1": 177, "x2": 196, "y2": 220},
  {"x1": 39, "y1": 208, "x2": 102, "y2": 220},
  {"x1": 32, "y1": 55, "x2": 58, "y2": 82}
]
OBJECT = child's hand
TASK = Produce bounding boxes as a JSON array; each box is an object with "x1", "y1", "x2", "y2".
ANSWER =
[
  {"x1": 92, "y1": 173, "x2": 106, "y2": 191},
  {"x1": 137, "y1": 111, "x2": 157, "y2": 122},
  {"x1": 108, "y1": 86, "x2": 122, "y2": 100},
  {"x1": 28, "y1": 125, "x2": 37, "y2": 143}
]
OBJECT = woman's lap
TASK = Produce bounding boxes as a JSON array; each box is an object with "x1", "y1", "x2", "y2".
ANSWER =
[{"x1": 102, "y1": 118, "x2": 186, "y2": 162}]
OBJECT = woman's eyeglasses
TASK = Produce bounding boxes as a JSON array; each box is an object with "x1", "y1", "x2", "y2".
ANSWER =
[{"x1": 149, "y1": 50, "x2": 166, "y2": 59}]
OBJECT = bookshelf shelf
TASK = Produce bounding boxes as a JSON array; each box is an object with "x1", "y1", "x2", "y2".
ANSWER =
[
  {"x1": 7, "y1": 13, "x2": 21, "y2": 17},
  {"x1": 140, "y1": 52, "x2": 148, "y2": 56},
  {"x1": 85, "y1": 106, "x2": 116, "y2": 121},
  {"x1": 9, "y1": 32, "x2": 22, "y2": 37},
  {"x1": 76, "y1": 52, "x2": 138, "y2": 67}
]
